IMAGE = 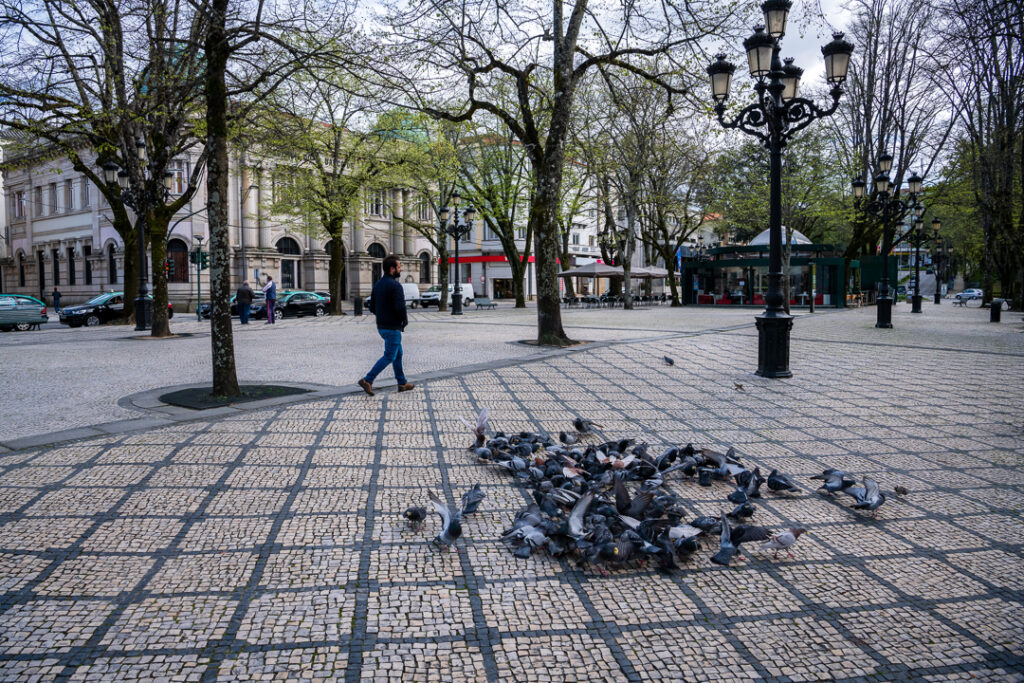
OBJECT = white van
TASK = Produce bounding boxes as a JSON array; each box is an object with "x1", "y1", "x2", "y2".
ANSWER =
[
  {"x1": 364, "y1": 282, "x2": 423, "y2": 310},
  {"x1": 419, "y1": 284, "x2": 475, "y2": 308}
]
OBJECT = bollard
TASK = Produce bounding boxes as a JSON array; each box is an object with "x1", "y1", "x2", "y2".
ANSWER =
[
  {"x1": 990, "y1": 298, "x2": 1004, "y2": 323},
  {"x1": 354, "y1": 297, "x2": 363, "y2": 316}
]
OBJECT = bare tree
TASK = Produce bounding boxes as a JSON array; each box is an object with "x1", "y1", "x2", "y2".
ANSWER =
[
  {"x1": 933, "y1": 0, "x2": 1023, "y2": 308},
  {"x1": 378, "y1": 0, "x2": 740, "y2": 344},
  {"x1": 0, "y1": 0, "x2": 209, "y2": 336}
]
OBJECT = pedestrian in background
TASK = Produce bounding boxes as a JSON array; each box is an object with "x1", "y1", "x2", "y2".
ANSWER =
[
  {"x1": 236, "y1": 280, "x2": 254, "y2": 324},
  {"x1": 52, "y1": 286, "x2": 61, "y2": 313},
  {"x1": 262, "y1": 275, "x2": 277, "y2": 324},
  {"x1": 358, "y1": 255, "x2": 414, "y2": 395}
]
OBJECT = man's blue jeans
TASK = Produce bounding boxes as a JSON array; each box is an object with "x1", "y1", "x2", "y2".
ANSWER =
[
  {"x1": 239, "y1": 303, "x2": 251, "y2": 324},
  {"x1": 364, "y1": 329, "x2": 406, "y2": 385}
]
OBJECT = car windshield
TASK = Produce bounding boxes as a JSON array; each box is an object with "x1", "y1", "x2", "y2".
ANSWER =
[
  {"x1": 84, "y1": 293, "x2": 115, "y2": 305},
  {"x1": 426, "y1": 285, "x2": 442, "y2": 292}
]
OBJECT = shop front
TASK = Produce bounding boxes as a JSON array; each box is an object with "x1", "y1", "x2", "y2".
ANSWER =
[{"x1": 680, "y1": 243, "x2": 855, "y2": 307}]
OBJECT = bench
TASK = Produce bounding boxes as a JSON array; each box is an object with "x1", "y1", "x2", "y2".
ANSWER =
[{"x1": 474, "y1": 297, "x2": 497, "y2": 310}]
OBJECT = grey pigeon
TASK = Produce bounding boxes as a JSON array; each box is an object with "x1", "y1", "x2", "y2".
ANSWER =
[
  {"x1": 567, "y1": 492, "x2": 594, "y2": 539},
  {"x1": 403, "y1": 506, "x2": 427, "y2": 530},
  {"x1": 458, "y1": 408, "x2": 490, "y2": 449},
  {"x1": 841, "y1": 477, "x2": 886, "y2": 516},
  {"x1": 559, "y1": 431, "x2": 580, "y2": 445},
  {"x1": 811, "y1": 469, "x2": 856, "y2": 495},
  {"x1": 663, "y1": 356, "x2": 675, "y2": 366},
  {"x1": 767, "y1": 469, "x2": 800, "y2": 493},
  {"x1": 427, "y1": 491, "x2": 463, "y2": 550},
  {"x1": 710, "y1": 514, "x2": 736, "y2": 566},
  {"x1": 573, "y1": 417, "x2": 602, "y2": 434},
  {"x1": 460, "y1": 484, "x2": 486, "y2": 515},
  {"x1": 760, "y1": 527, "x2": 807, "y2": 559}
]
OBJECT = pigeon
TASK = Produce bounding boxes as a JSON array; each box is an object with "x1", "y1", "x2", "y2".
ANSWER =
[
  {"x1": 663, "y1": 356, "x2": 675, "y2": 366},
  {"x1": 729, "y1": 524, "x2": 773, "y2": 561},
  {"x1": 458, "y1": 408, "x2": 490, "y2": 449},
  {"x1": 710, "y1": 514, "x2": 736, "y2": 566},
  {"x1": 403, "y1": 506, "x2": 427, "y2": 530},
  {"x1": 811, "y1": 469, "x2": 856, "y2": 496},
  {"x1": 767, "y1": 469, "x2": 800, "y2": 493},
  {"x1": 573, "y1": 417, "x2": 602, "y2": 435},
  {"x1": 460, "y1": 484, "x2": 486, "y2": 515},
  {"x1": 727, "y1": 502, "x2": 756, "y2": 518},
  {"x1": 567, "y1": 492, "x2": 594, "y2": 539},
  {"x1": 841, "y1": 477, "x2": 886, "y2": 516},
  {"x1": 894, "y1": 485, "x2": 909, "y2": 496},
  {"x1": 559, "y1": 431, "x2": 580, "y2": 445},
  {"x1": 733, "y1": 382, "x2": 745, "y2": 391},
  {"x1": 760, "y1": 528, "x2": 807, "y2": 559},
  {"x1": 614, "y1": 477, "x2": 654, "y2": 518},
  {"x1": 427, "y1": 491, "x2": 463, "y2": 550}
]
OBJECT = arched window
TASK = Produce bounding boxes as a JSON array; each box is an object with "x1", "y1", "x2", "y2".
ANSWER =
[
  {"x1": 107, "y1": 244, "x2": 118, "y2": 284},
  {"x1": 418, "y1": 252, "x2": 431, "y2": 284},
  {"x1": 277, "y1": 236, "x2": 301, "y2": 289},
  {"x1": 367, "y1": 243, "x2": 387, "y2": 283},
  {"x1": 167, "y1": 239, "x2": 189, "y2": 283}
]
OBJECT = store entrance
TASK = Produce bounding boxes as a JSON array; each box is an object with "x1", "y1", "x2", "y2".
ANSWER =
[{"x1": 492, "y1": 279, "x2": 514, "y2": 299}]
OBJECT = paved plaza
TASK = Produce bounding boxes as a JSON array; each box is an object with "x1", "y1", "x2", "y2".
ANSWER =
[{"x1": 0, "y1": 303, "x2": 1022, "y2": 681}]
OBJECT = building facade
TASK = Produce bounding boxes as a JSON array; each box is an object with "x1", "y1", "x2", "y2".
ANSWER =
[{"x1": 0, "y1": 146, "x2": 440, "y2": 308}]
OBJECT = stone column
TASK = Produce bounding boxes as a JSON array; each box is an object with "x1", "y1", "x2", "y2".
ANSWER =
[
  {"x1": 256, "y1": 167, "x2": 271, "y2": 249},
  {"x1": 391, "y1": 188, "x2": 404, "y2": 255},
  {"x1": 403, "y1": 190, "x2": 416, "y2": 254}
]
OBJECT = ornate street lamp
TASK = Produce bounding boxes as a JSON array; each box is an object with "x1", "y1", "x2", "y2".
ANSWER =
[
  {"x1": 707, "y1": 2, "x2": 853, "y2": 378},
  {"x1": 438, "y1": 192, "x2": 475, "y2": 315},
  {"x1": 931, "y1": 218, "x2": 943, "y2": 304},
  {"x1": 851, "y1": 161, "x2": 924, "y2": 327},
  {"x1": 101, "y1": 141, "x2": 173, "y2": 331},
  {"x1": 907, "y1": 213, "x2": 941, "y2": 313}
]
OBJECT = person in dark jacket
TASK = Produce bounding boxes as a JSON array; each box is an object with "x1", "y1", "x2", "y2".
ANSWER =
[
  {"x1": 359, "y1": 255, "x2": 413, "y2": 395},
  {"x1": 236, "y1": 281, "x2": 254, "y2": 324},
  {"x1": 52, "y1": 287, "x2": 61, "y2": 313}
]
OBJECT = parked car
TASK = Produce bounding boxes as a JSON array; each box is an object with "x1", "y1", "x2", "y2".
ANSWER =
[
  {"x1": 419, "y1": 284, "x2": 474, "y2": 308},
  {"x1": 0, "y1": 294, "x2": 48, "y2": 331},
  {"x1": 954, "y1": 288, "x2": 983, "y2": 301},
  {"x1": 251, "y1": 290, "x2": 328, "y2": 319},
  {"x1": 199, "y1": 291, "x2": 266, "y2": 319},
  {"x1": 59, "y1": 292, "x2": 173, "y2": 327},
  {"x1": 365, "y1": 282, "x2": 422, "y2": 310}
]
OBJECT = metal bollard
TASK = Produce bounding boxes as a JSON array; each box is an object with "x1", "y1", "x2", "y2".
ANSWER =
[
  {"x1": 990, "y1": 298, "x2": 1004, "y2": 323},
  {"x1": 353, "y1": 297, "x2": 363, "y2": 316}
]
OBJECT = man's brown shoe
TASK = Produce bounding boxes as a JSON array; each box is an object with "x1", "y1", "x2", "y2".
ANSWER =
[
  {"x1": 397, "y1": 383, "x2": 416, "y2": 392},
  {"x1": 358, "y1": 379, "x2": 375, "y2": 396}
]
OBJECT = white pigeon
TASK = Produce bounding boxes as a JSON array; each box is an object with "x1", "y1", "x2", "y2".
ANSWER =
[{"x1": 760, "y1": 527, "x2": 808, "y2": 559}]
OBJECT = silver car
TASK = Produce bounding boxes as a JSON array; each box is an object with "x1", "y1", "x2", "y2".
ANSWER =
[{"x1": 0, "y1": 294, "x2": 48, "y2": 331}]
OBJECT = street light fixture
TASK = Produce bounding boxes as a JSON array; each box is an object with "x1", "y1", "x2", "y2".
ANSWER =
[
  {"x1": 906, "y1": 211, "x2": 938, "y2": 313},
  {"x1": 931, "y1": 217, "x2": 945, "y2": 304},
  {"x1": 851, "y1": 157, "x2": 924, "y2": 327},
  {"x1": 706, "y1": 0, "x2": 853, "y2": 378},
  {"x1": 100, "y1": 140, "x2": 172, "y2": 331},
  {"x1": 438, "y1": 191, "x2": 475, "y2": 315}
]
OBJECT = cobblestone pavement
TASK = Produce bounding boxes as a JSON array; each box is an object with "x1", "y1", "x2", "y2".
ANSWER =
[
  {"x1": 0, "y1": 304, "x2": 761, "y2": 444},
  {"x1": 0, "y1": 303, "x2": 1022, "y2": 681}
]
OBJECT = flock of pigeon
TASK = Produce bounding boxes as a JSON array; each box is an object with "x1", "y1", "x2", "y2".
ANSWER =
[{"x1": 402, "y1": 409, "x2": 898, "y2": 571}]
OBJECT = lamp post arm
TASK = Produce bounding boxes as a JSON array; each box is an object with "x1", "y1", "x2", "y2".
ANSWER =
[{"x1": 714, "y1": 101, "x2": 771, "y2": 146}]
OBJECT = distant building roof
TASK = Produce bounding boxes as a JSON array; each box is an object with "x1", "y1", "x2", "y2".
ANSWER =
[{"x1": 748, "y1": 228, "x2": 812, "y2": 246}]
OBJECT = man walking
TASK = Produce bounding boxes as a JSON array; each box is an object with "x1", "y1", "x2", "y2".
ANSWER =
[
  {"x1": 236, "y1": 280, "x2": 254, "y2": 324},
  {"x1": 52, "y1": 286, "x2": 61, "y2": 313},
  {"x1": 358, "y1": 255, "x2": 414, "y2": 395},
  {"x1": 262, "y1": 275, "x2": 277, "y2": 324}
]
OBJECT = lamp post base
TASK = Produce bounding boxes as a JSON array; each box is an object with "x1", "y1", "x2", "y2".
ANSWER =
[
  {"x1": 911, "y1": 295, "x2": 922, "y2": 313},
  {"x1": 875, "y1": 296, "x2": 893, "y2": 328},
  {"x1": 755, "y1": 312, "x2": 793, "y2": 378},
  {"x1": 451, "y1": 294, "x2": 463, "y2": 315},
  {"x1": 934, "y1": 291, "x2": 941, "y2": 305},
  {"x1": 134, "y1": 296, "x2": 152, "y2": 331}
]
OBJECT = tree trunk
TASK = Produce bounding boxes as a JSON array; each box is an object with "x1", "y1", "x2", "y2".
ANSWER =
[
  {"x1": 558, "y1": 230, "x2": 575, "y2": 299},
  {"x1": 507, "y1": 254, "x2": 529, "y2": 308},
  {"x1": 532, "y1": 172, "x2": 571, "y2": 345},
  {"x1": 328, "y1": 229, "x2": 346, "y2": 315},
  {"x1": 149, "y1": 211, "x2": 172, "y2": 337},
  {"x1": 120, "y1": 226, "x2": 139, "y2": 325},
  {"x1": 205, "y1": 0, "x2": 239, "y2": 397}
]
